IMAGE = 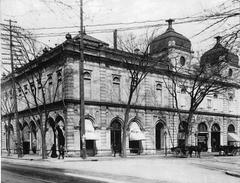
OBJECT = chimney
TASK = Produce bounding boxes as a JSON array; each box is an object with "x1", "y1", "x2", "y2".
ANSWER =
[{"x1": 113, "y1": 29, "x2": 117, "y2": 50}]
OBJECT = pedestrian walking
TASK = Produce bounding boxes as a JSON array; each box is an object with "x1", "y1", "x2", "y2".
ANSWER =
[
  {"x1": 197, "y1": 143, "x2": 202, "y2": 158},
  {"x1": 58, "y1": 145, "x2": 65, "y2": 159},
  {"x1": 113, "y1": 144, "x2": 117, "y2": 157}
]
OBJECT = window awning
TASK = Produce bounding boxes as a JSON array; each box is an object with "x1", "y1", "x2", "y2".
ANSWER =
[
  {"x1": 130, "y1": 132, "x2": 146, "y2": 141},
  {"x1": 228, "y1": 133, "x2": 240, "y2": 142},
  {"x1": 129, "y1": 122, "x2": 146, "y2": 141},
  {"x1": 85, "y1": 132, "x2": 99, "y2": 140},
  {"x1": 85, "y1": 119, "x2": 98, "y2": 140}
]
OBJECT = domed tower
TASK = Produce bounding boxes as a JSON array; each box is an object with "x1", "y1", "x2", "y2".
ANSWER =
[
  {"x1": 150, "y1": 19, "x2": 192, "y2": 67},
  {"x1": 200, "y1": 36, "x2": 239, "y2": 67}
]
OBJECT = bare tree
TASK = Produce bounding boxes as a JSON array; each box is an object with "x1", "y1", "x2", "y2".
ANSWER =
[
  {"x1": 163, "y1": 42, "x2": 239, "y2": 151},
  {"x1": 117, "y1": 32, "x2": 167, "y2": 157},
  {"x1": 1, "y1": 88, "x2": 15, "y2": 156},
  {"x1": 2, "y1": 26, "x2": 64, "y2": 159},
  {"x1": 195, "y1": 0, "x2": 240, "y2": 51}
]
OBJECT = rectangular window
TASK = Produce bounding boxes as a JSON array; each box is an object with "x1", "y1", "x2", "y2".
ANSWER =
[
  {"x1": 207, "y1": 99, "x2": 212, "y2": 109},
  {"x1": 155, "y1": 81, "x2": 162, "y2": 106},
  {"x1": 84, "y1": 79, "x2": 91, "y2": 99},
  {"x1": 84, "y1": 71, "x2": 92, "y2": 99},
  {"x1": 112, "y1": 75, "x2": 120, "y2": 102}
]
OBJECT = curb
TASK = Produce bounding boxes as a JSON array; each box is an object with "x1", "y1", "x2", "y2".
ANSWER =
[{"x1": 225, "y1": 171, "x2": 240, "y2": 178}]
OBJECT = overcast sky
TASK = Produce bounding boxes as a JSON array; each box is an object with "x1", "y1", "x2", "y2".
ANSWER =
[{"x1": 0, "y1": 0, "x2": 237, "y2": 55}]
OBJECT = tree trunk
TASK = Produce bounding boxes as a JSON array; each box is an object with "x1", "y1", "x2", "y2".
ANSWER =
[
  {"x1": 41, "y1": 132, "x2": 47, "y2": 159},
  {"x1": 122, "y1": 106, "x2": 131, "y2": 158},
  {"x1": 185, "y1": 112, "x2": 194, "y2": 147},
  {"x1": 7, "y1": 128, "x2": 10, "y2": 156}
]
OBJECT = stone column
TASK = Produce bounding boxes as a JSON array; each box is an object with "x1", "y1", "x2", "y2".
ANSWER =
[{"x1": 208, "y1": 131, "x2": 211, "y2": 152}]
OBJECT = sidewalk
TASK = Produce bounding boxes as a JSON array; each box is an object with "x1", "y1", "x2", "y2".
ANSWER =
[{"x1": 2, "y1": 153, "x2": 240, "y2": 183}]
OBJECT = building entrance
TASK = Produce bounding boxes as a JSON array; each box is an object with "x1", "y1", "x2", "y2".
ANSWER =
[
  {"x1": 156, "y1": 122, "x2": 164, "y2": 150},
  {"x1": 110, "y1": 120, "x2": 122, "y2": 154},
  {"x1": 22, "y1": 124, "x2": 30, "y2": 154},
  {"x1": 211, "y1": 124, "x2": 220, "y2": 152},
  {"x1": 198, "y1": 123, "x2": 208, "y2": 152}
]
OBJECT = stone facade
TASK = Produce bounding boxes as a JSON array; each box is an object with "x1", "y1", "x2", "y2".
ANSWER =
[{"x1": 1, "y1": 23, "x2": 240, "y2": 157}]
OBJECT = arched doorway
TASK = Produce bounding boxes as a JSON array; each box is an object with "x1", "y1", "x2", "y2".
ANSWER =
[
  {"x1": 178, "y1": 121, "x2": 188, "y2": 148},
  {"x1": 4, "y1": 123, "x2": 14, "y2": 153},
  {"x1": 211, "y1": 123, "x2": 220, "y2": 152},
  {"x1": 30, "y1": 121, "x2": 37, "y2": 154},
  {"x1": 198, "y1": 123, "x2": 208, "y2": 152},
  {"x1": 110, "y1": 120, "x2": 122, "y2": 155},
  {"x1": 228, "y1": 124, "x2": 235, "y2": 133},
  {"x1": 22, "y1": 122, "x2": 30, "y2": 154},
  {"x1": 156, "y1": 122, "x2": 164, "y2": 150}
]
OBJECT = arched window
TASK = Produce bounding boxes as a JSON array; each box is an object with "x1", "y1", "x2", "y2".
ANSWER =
[
  {"x1": 180, "y1": 56, "x2": 186, "y2": 66},
  {"x1": 211, "y1": 123, "x2": 220, "y2": 132},
  {"x1": 228, "y1": 124, "x2": 235, "y2": 133},
  {"x1": 198, "y1": 123, "x2": 208, "y2": 132},
  {"x1": 83, "y1": 71, "x2": 91, "y2": 80},
  {"x1": 113, "y1": 76, "x2": 120, "y2": 84},
  {"x1": 156, "y1": 82, "x2": 162, "y2": 90}
]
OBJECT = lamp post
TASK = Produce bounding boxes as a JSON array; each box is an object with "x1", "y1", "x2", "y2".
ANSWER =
[
  {"x1": 164, "y1": 130, "x2": 167, "y2": 156},
  {"x1": 194, "y1": 132, "x2": 198, "y2": 147}
]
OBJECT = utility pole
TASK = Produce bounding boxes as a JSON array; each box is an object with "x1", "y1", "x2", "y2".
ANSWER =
[
  {"x1": 4, "y1": 19, "x2": 22, "y2": 158},
  {"x1": 79, "y1": 0, "x2": 86, "y2": 159}
]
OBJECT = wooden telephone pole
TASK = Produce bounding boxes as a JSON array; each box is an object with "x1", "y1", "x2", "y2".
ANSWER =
[
  {"x1": 79, "y1": 0, "x2": 86, "y2": 159},
  {"x1": 3, "y1": 19, "x2": 22, "y2": 158}
]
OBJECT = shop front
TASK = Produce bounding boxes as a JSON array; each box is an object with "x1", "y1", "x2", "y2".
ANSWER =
[
  {"x1": 85, "y1": 119, "x2": 98, "y2": 156},
  {"x1": 129, "y1": 122, "x2": 145, "y2": 154}
]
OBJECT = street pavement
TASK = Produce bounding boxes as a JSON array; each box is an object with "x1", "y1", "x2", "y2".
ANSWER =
[{"x1": 1, "y1": 153, "x2": 240, "y2": 183}]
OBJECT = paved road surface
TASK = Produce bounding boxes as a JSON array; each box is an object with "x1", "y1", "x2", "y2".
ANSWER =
[{"x1": 2, "y1": 162, "x2": 105, "y2": 183}]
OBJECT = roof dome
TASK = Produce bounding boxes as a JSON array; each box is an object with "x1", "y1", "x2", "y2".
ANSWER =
[
  {"x1": 150, "y1": 19, "x2": 191, "y2": 55},
  {"x1": 200, "y1": 36, "x2": 239, "y2": 67}
]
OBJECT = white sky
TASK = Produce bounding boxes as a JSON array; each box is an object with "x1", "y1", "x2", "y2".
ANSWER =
[{"x1": 0, "y1": 0, "x2": 238, "y2": 57}]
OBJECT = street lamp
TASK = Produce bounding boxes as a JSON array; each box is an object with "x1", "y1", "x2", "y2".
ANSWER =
[{"x1": 164, "y1": 130, "x2": 167, "y2": 156}]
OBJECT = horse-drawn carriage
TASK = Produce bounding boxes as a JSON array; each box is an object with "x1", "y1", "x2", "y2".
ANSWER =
[{"x1": 218, "y1": 145, "x2": 240, "y2": 156}]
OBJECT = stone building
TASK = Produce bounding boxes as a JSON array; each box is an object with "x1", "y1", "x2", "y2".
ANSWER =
[{"x1": 1, "y1": 20, "x2": 240, "y2": 157}]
